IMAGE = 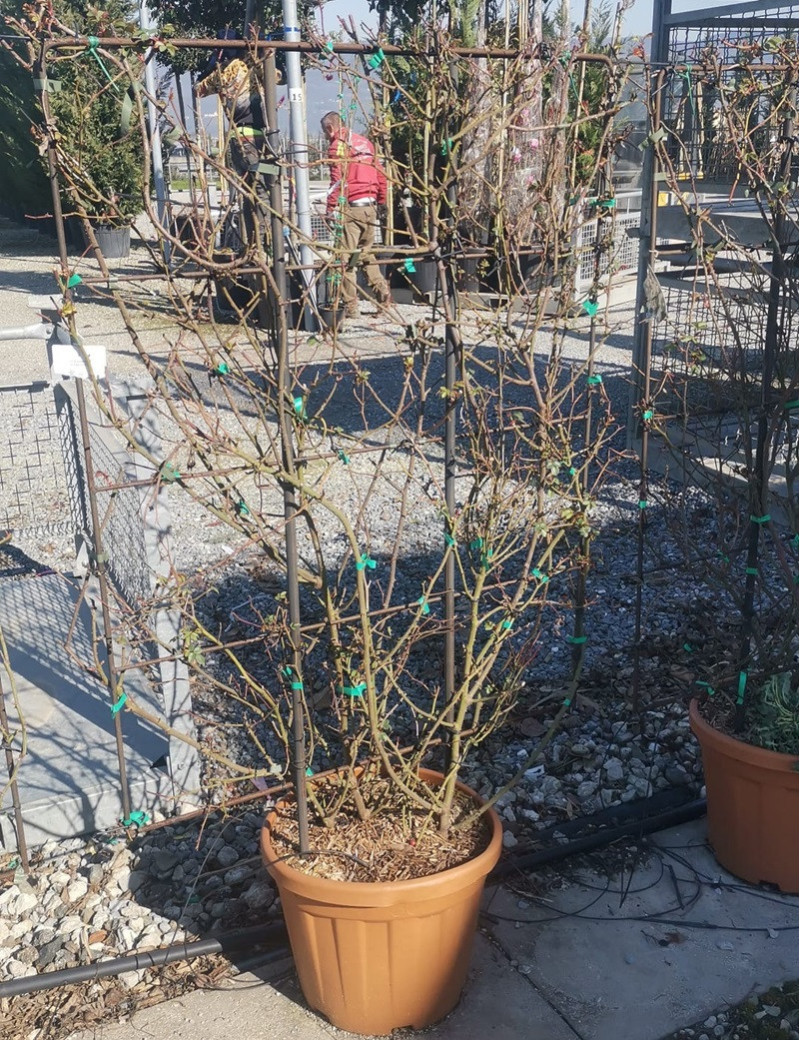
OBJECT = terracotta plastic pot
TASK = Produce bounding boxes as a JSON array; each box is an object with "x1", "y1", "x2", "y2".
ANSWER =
[
  {"x1": 689, "y1": 699, "x2": 798, "y2": 892},
  {"x1": 261, "y1": 768, "x2": 502, "y2": 1035}
]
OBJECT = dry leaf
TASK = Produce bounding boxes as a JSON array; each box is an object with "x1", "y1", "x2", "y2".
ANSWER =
[
  {"x1": 87, "y1": 930, "x2": 107, "y2": 945},
  {"x1": 519, "y1": 717, "x2": 546, "y2": 737}
]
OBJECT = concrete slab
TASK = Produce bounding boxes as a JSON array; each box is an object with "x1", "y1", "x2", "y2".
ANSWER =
[
  {"x1": 61, "y1": 821, "x2": 798, "y2": 1040},
  {"x1": 67, "y1": 933, "x2": 580, "y2": 1040},
  {"x1": 0, "y1": 571, "x2": 173, "y2": 848},
  {"x1": 484, "y1": 820, "x2": 798, "y2": 1040}
]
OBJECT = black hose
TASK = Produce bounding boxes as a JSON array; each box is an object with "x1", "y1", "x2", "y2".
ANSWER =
[
  {"x1": 0, "y1": 794, "x2": 707, "y2": 1001},
  {"x1": 0, "y1": 922, "x2": 288, "y2": 999},
  {"x1": 490, "y1": 797, "x2": 707, "y2": 879}
]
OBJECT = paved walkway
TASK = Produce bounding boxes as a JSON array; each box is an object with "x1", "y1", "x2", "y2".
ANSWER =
[{"x1": 70, "y1": 820, "x2": 798, "y2": 1040}]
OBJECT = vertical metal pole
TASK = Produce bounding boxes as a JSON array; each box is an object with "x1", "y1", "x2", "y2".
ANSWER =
[
  {"x1": 35, "y1": 39, "x2": 133, "y2": 822},
  {"x1": 630, "y1": 72, "x2": 665, "y2": 715},
  {"x1": 140, "y1": 2, "x2": 171, "y2": 268},
  {"x1": 444, "y1": 274, "x2": 457, "y2": 753},
  {"x1": 628, "y1": 0, "x2": 670, "y2": 451},
  {"x1": 74, "y1": 384, "x2": 133, "y2": 823},
  {"x1": 265, "y1": 51, "x2": 309, "y2": 854},
  {"x1": 442, "y1": 67, "x2": 461, "y2": 769},
  {"x1": 733, "y1": 117, "x2": 794, "y2": 733},
  {"x1": 0, "y1": 671, "x2": 29, "y2": 872},
  {"x1": 282, "y1": 0, "x2": 317, "y2": 329}
]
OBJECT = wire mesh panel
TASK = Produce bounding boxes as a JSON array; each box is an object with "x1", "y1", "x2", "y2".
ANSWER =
[
  {"x1": 0, "y1": 383, "x2": 77, "y2": 540},
  {"x1": 576, "y1": 201, "x2": 641, "y2": 290},
  {"x1": 54, "y1": 383, "x2": 152, "y2": 607},
  {"x1": 650, "y1": 262, "x2": 776, "y2": 415},
  {"x1": 639, "y1": 0, "x2": 799, "y2": 426},
  {"x1": 662, "y1": 2, "x2": 799, "y2": 183}
]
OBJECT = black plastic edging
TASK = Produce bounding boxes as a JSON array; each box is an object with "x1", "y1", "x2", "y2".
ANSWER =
[{"x1": 0, "y1": 922, "x2": 288, "y2": 999}]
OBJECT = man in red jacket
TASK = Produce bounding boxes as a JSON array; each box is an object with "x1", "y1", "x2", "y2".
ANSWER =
[{"x1": 321, "y1": 112, "x2": 391, "y2": 319}]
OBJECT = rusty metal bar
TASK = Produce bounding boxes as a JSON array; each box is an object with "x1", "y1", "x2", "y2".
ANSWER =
[
  {"x1": 0, "y1": 670, "x2": 29, "y2": 872},
  {"x1": 42, "y1": 36, "x2": 614, "y2": 63},
  {"x1": 35, "y1": 34, "x2": 133, "y2": 822}
]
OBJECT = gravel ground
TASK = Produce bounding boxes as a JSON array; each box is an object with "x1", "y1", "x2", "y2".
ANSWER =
[
  {"x1": 0, "y1": 228, "x2": 790, "y2": 1039},
  {"x1": 664, "y1": 982, "x2": 799, "y2": 1040}
]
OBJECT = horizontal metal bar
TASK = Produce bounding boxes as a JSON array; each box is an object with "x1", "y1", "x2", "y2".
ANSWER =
[
  {"x1": 44, "y1": 36, "x2": 612, "y2": 65},
  {"x1": 665, "y1": 0, "x2": 797, "y2": 26}
]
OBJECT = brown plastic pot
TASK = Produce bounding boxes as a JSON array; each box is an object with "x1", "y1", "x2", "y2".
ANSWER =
[
  {"x1": 261, "y1": 768, "x2": 502, "y2": 1035},
  {"x1": 689, "y1": 699, "x2": 798, "y2": 893}
]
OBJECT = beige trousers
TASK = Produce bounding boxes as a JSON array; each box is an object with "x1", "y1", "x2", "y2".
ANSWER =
[{"x1": 333, "y1": 204, "x2": 390, "y2": 312}]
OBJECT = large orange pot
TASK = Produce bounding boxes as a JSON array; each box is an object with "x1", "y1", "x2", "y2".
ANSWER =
[
  {"x1": 260, "y1": 768, "x2": 502, "y2": 1036},
  {"x1": 690, "y1": 699, "x2": 798, "y2": 893}
]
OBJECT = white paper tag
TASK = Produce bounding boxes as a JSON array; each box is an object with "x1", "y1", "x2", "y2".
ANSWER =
[
  {"x1": 50, "y1": 341, "x2": 107, "y2": 380},
  {"x1": 289, "y1": 88, "x2": 303, "y2": 104}
]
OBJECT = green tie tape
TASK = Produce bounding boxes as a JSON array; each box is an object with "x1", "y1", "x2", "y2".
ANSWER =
[
  {"x1": 338, "y1": 450, "x2": 350, "y2": 464},
  {"x1": 582, "y1": 300, "x2": 599, "y2": 317},
  {"x1": 745, "y1": 567, "x2": 758, "y2": 576},
  {"x1": 293, "y1": 396, "x2": 306, "y2": 418},
  {"x1": 67, "y1": 273, "x2": 83, "y2": 288},
  {"x1": 356, "y1": 553, "x2": 376, "y2": 571},
  {"x1": 367, "y1": 48, "x2": 385, "y2": 70},
  {"x1": 161, "y1": 461, "x2": 180, "y2": 482},
  {"x1": 111, "y1": 692, "x2": 127, "y2": 716},
  {"x1": 566, "y1": 635, "x2": 587, "y2": 644},
  {"x1": 531, "y1": 568, "x2": 549, "y2": 583},
  {"x1": 638, "y1": 500, "x2": 648, "y2": 509},
  {"x1": 33, "y1": 78, "x2": 62, "y2": 92},
  {"x1": 639, "y1": 127, "x2": 667, "y2": 149},
  {"x1": 340, "y1": 682, "x2": 366, "y2": 697},
  {"x1": 214, "y1": 361, "x2": 230, "y2": 375},
  {"x1": 501, "y1": 619, "x2": 513, "y2": 630},
  {"x1": 784, "y1": 399, "x2": 798, "y2": 410},
  {"x1": 86, "y1": 36, "x2": 119, "y2": 92},
  {"x1": 470, "y1": 537, "x2": 493, "y2": 567},
  {"x1": 586, "y1": 374, "x2": 603, "y2": 385},
  {"x1": 736, "y1": 670, "x2": 747, "y2": 705},
  {"x1": 683, "y1": 643, "x2": 694, "y2": 652},
  {"x1": 417, "y1": 596, "x2": 430, "y2": 615},
  {"x1": 120, "y1": 90, "x2": 133, "y2": 133},
  {"x1": 440, "y1": 138, "x2": 454, "y2": 156},
  {"x1": 750, "y1": 514, "x2": 770, "y2": 524},
  {"x1": 121, "y1": 811, "x2": 150, "y2": 827},
  {"x1": 444, "y1": 530, "x2": 456, "y2": 547},
  {"x1": 281, "y1": 666, "x2": 304, "y2": 691},
  {"x1": 643, "y1": 409, "x2": 654, "y2": 420},
  {"x1": 404, "y1": 258, "x2": 417, "y2": 273},
  {"x1": 305, "y1": 767, "x2": 314, "y2": 777},
  {"x1": 695, "y1": 680, "x2": 715, "y2": 697},
  {"x1": 236, "y1": 500, "x2": 249, "y2": 516}
]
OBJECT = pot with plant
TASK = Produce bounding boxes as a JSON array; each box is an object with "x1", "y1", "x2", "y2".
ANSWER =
[
  {"x1": 37, "y1": 26, "x2": 626, "y2": 1037},
  {"x1": 690, "y1": 672, "x2": 798, "y2": 894},
  {"x1": 43, "y1": 13, "x2": 144, "y2": 259},
  {"x1": 646, "y1": 49, "x2": 799, "y2": 893}
]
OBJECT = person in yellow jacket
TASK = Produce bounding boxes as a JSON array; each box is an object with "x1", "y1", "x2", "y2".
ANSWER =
[{"x1": 197, "y1": 32, "x2": 280, "y2": 253}]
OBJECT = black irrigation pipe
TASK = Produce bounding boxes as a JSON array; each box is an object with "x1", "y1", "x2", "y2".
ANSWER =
[
  {"x1": 491, "y1": 796, "x2": 707, "y2": 879},
  {"x1": 0, "y1": 922, "x2": 289, "y2": 1000},
  {"x1": 0, "y1": 793, "x2": 707, "y2": 1001}
]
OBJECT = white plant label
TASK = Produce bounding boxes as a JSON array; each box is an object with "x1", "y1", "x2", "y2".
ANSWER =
[{"x1": 50, "y1": 341, "x2": 107, "y2": 381}]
